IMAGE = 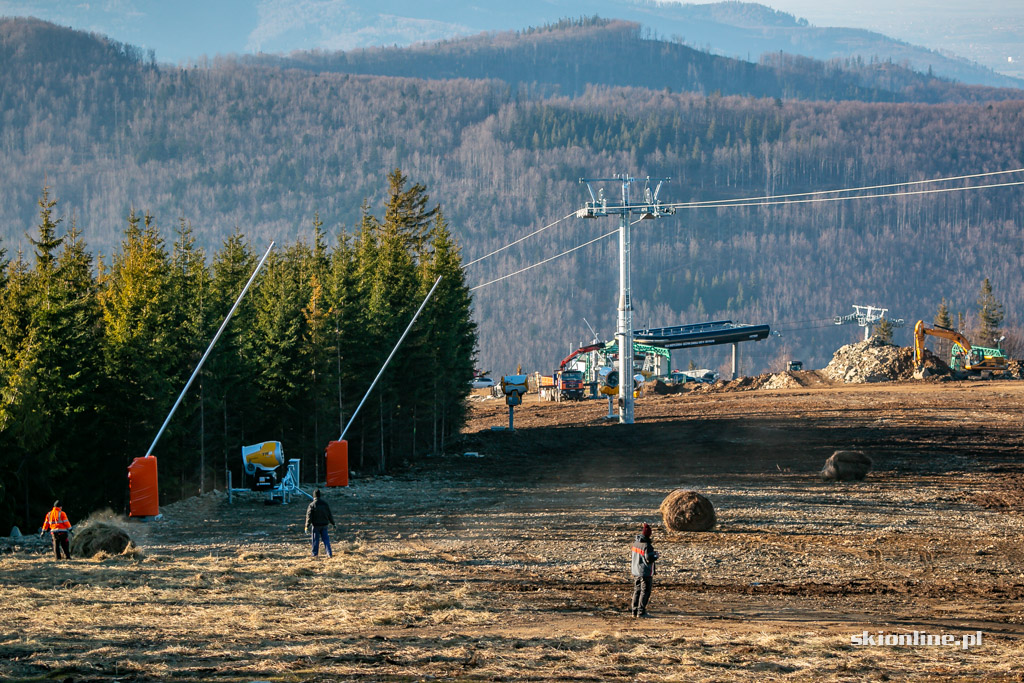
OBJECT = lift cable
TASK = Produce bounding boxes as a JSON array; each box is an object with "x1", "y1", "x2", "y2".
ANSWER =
[
  {"x1": 467, "y1": 173, "x2": 1024, "y2": 292},
  {"x1": 462, "y1": 211, "x2": 576, "y2": 269}
]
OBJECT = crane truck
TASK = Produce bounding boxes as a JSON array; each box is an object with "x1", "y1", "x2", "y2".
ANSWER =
[
  {"x1": 913, "y1": 320, "x2": 1008, "y2": 375},
  {"x1": 540, "y1": 342, "x2": 606, "y2": 401}
]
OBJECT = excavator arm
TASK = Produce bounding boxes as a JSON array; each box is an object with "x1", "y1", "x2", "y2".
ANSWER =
[
  {"x1": 914, "y1": 321, "x2": 972, "y2": 366},
  {"x1": 914, "y1": 320, "x2": 1007, "y2": 372}
]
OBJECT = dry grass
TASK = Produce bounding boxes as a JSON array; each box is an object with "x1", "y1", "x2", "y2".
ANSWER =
[{"x1": 6, "y1": 384, "x2": 1024, "y2": 680}]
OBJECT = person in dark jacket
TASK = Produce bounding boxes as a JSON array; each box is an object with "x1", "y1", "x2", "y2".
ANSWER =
[
  {"x1": 630, "y1": 522, "x2": 659, "y2": 617},
  {"x1": 304, "y1": 489, "x2": 336, "y2": 558}
]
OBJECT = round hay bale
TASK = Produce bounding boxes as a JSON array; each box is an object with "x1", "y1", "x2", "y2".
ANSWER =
[
  {"x1": 70, "y1": 521, "x2": 134, "y2": 558},
  {"x1": 821, "y1": 450, "x2": 873, "y2": 481},
  {"x1": 659, "y1": 489, "x2": 716, "y2": 532}
]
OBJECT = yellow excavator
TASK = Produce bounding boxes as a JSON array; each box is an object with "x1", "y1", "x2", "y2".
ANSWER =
[{"x1": 913, "y1": 320, "x2": 1009, "y2": 374}]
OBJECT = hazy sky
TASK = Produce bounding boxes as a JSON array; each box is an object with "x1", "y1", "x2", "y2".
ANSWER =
[{"x1": 2, "y1": 0, "x2": 1020, "y2": 75}]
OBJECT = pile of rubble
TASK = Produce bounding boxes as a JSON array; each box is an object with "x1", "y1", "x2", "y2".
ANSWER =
[{"x1": 824, "y1": 337, "x2": 927, "y2": 383}]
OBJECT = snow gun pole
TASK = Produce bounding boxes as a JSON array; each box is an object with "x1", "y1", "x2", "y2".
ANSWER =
[
  {"x1": 144, "y1": 241, "x2": 275, "y2": 458},
  {"x1": 339, "y1": 275, "x2": 442, "y2": 441}
]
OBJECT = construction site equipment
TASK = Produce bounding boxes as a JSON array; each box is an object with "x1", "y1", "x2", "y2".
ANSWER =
[
  {"x1": 130, "y1": 241, "x2": 275, "y2": 517},
  {"x1": 913, "y1": 320, "x2": 1008, "y2": 374},
  {"x1": 501, "y1": 375, "x2": 529, "y2": 429},
  {"x1": 242, "y1": 441, "x2": 285, "y2": 489},
  {"x1": 127, "y1": 456, "x2": 159, "y2": 518},
  {"x1": 788, "y1": 360, "x2": 803, "y2": 372},
  {"x1": 229, "y1": 451, "x2": 307, "y2": 504},
  {"x1": 552, "y1": 342, "x2": 606, "y2": 401},
  {"x1": 325, "y1": 441, "x2": 348, "y2": 487}
]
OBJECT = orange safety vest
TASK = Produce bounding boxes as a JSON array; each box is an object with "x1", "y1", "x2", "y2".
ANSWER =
[{"x1": 43, "y1": 507, "x2": 71, "y2": 532}]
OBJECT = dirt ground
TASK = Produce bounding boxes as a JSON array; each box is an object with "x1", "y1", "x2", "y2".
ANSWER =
[{"x1": 3, "y1": 379, "x2": 1024, "y2": 681}]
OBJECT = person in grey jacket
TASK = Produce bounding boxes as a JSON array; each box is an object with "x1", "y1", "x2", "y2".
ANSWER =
[
  {"x1": 304, "y1": 489, "x2": 336, "y2": 558},
  {"x1": 630, "y1": 522, "x2": 659, "y2": 617}
]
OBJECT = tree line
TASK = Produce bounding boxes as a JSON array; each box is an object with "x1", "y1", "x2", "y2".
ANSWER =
[{"x1": 0, "y1": 170, "x2": 477, "y2": 532}]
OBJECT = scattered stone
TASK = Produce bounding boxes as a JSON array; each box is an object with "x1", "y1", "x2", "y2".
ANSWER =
[
  {"x1": 762, "y1": 372, "x2": 803, "y2": 390},
  {"x1": 822, "y1": 338, "x2": 947, "y2": 384},
  {"x1": 821, "y1": 450, "x2": 873, "y2": 481},
  {"x1": 659, "y1": 489, "x2": 716, "y2": 532}
]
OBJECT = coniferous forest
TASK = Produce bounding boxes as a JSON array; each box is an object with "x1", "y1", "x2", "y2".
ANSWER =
[{"x1": 0, "y1": 170, "x2": 476, "y2": 530}]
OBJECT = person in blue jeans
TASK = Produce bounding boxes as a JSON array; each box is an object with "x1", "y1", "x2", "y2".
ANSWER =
[{"x1": 304, "y1": 489, "x2": 336, "y2": 557}]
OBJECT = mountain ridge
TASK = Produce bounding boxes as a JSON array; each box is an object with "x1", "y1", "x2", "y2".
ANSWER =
[{"x1": 2, "y1": 16, "x2": 1023, "y2": 376}]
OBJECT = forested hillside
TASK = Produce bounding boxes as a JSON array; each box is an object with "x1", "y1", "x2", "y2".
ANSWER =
[
  {"x1": 1, "y1": 15, "x2": 1023, "y2": 386},
  {"x1": 252, "y1": 18, "x2": 1020, "y2": 104}
]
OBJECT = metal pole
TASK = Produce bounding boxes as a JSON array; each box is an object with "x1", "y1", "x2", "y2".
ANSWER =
[
  {"x1": 617, "y1": 175, "x2": 634, "y2": 424},
  {"x1": 732, "y1": 342, "x2": 739, "y2": 380},
  {"x1": 339, "y1": 276, "x2": 442, "y2": 441},
  {"x1": 145, "y1": 241, "x2": 275, "y2": 458},
  {"x1": 508, "y1": 405, "x2": 514, "y2": 431}
]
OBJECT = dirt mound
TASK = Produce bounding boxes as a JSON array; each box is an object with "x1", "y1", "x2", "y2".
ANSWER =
[
  {"x1": 824, "y1": 338, "x2": 930, "y2": 383},
  {"x1": 715, "y1": 373, "x2": 772, "y2": 392},
  {"x1": 70, "y1": 521, "x2": 134, "y2": 558},
  {"x1": 762, "y1": 372, "x2": 803, "y2": 390},
  {"x1": 821, "y1": 450, "x2": 873, "y2": 481},
  {"x1": 651, "y1": 380, "x2": 683, "y2": 395},
  {"x1": 659, "y1": 489, "x2": 716, "y2": 531}
]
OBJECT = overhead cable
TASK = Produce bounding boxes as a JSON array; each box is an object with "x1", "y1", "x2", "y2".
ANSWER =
[{"x1": 462, "y1": 211, "x2": 576, "y2": 269}]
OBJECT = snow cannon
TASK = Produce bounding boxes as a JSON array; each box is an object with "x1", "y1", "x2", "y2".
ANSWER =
[
  {"x1": 501, "y1": 374, "x2": 528, "y2": 407},
  {"x1": 598, "y1": 367, "x2": 619, "y2": 396},
  {"x1": 242, "y1": 441, "x2": 284, "y2": 490}
]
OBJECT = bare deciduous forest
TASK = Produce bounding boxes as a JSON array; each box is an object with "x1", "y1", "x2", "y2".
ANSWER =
[{"x1": 1, "y1": 16, "x2": 1022, "y2": 384}]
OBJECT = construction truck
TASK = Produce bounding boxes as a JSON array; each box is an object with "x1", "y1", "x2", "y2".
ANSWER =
[
  {"x1": 540, "y1": 342, "x2": 605, "y2": 401},
  {"x1": 913, "y1": 320, "x2": 1008, "y2": 375}
]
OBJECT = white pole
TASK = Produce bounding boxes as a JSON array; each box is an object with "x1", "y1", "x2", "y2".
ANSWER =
[
  {"x1": 145, "y1": 241, "x2": 275, "y2": 458},
  {"x1": 617, "y1": 175, "x2": 634, "y2": 424},
  {"x1": 339, "y1": 276, "x2": 442, "y2": 441}
]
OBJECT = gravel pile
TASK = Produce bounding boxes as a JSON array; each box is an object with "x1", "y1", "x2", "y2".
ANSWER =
[
  {"x1": 761, "y1": 372, "x2": 803, "y2": 390},
  {"x1": 823, "y1": 338, "x2": 921, "y2": 383}
]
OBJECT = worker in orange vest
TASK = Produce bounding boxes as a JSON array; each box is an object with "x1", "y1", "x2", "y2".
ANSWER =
[{"x1": 41, "y1": 500, "x2": 72, "y2": 560}]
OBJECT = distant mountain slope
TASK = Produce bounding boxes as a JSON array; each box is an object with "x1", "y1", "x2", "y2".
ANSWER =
[
  {"x1": 252, "y1": 19, "x2": 1022, "y2": 105},
  {"x1": 632, "y1": 2, "x2": 1024, "y2": 89},
  {"x1": 2, "y1": 17, "x2": 1024, "y2": 376},
  {"x1": 5, "y1": 0, "x2": 1019, "y2": 88}
]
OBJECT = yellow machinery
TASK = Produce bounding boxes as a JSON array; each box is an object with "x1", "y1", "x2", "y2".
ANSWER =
[{"x1": 913, "y1": 320, "x2": 1008, "y2": 373}]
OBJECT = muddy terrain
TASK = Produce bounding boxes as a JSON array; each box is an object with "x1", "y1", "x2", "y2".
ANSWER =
[{"x1": 3, "y1": 380, "x2": 1024, "y2": 681}]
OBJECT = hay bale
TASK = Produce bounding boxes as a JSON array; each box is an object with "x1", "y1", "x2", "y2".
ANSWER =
[
  {"x1": 821, "y1": 450, "x2": 873, "y2": 481},
  {"x1": 659, "y1": 489, "x2": 716, "y2": 532},
  {"x1": 70, "y1": 521, "x2": 134, "y2": 558}
]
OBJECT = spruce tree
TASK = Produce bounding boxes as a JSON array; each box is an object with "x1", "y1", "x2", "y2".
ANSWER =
[
  {"x1": 382, "y1": 169, "x2": 439, "y2": 257},
  {"x1": 207, "y1": 230, "x2": 258, "y2": 489},
  {"x1": 419, "y1": 212, "x2": 476, "y2": 453},
  {"x1": 165, "y1": 218, "x2": 212, "y2": 496},
  {"x1": 934, "y1": 298, "x2": 952, "y2": 328},
  {"x1": 932, "y1": 297, "x2": 953, "y2": 364},
  {"x1": 977, "y1": 278, "x2": 1004, "y2": 345},
  {"x1": 100, "y1": 209, "x2": 175, "y2": 488},
  {"x1": 873, "y1": 317, "x2": 894, "y2": 344},
  {"x1": 366, "y1": 204, "x2": 418, "y2": 472}
]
